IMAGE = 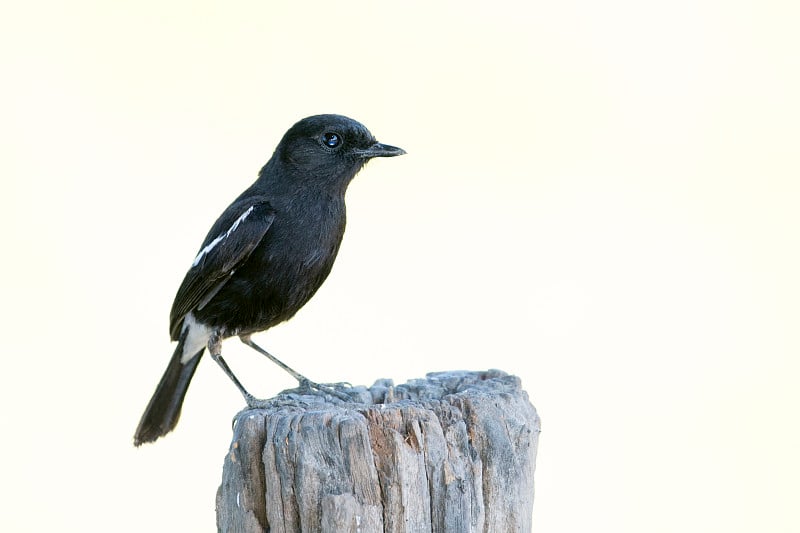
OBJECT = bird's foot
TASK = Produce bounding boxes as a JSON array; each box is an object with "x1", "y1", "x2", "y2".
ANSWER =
[
  {"x1": 242, "y1": 391, "x2": 270, "y2": 409},
  {"x1": 295, "y1": 378, "x2": 354, "y2": 402}
]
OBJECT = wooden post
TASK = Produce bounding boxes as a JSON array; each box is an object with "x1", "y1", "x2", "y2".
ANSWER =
[{"x1": 216, "y1": 369, "x2": 540, "y2": 533}]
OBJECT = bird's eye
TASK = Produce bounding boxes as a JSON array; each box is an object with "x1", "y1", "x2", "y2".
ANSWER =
[{"x1": 321, "y1": 132, "x2": 342, "y2": 148}]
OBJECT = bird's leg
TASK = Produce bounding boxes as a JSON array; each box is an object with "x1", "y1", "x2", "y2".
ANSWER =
[
  {"x1": 239, "y1": 335, "x2": 352, "y2": 402},
  {"x1": 207, "y1": 332, "x2": 260, "y2": 407}
]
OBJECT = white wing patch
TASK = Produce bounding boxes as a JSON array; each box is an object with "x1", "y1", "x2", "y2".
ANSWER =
[{"x1": 192, "y1": 205, "x2": 255, "y2": 267}]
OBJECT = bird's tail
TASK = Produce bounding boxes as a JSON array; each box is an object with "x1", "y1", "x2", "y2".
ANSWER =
[{"x1": 134, "y1": 338, "x2": 203, "y2": 446}]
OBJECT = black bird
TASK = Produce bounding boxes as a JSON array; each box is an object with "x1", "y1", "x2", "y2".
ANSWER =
[{"x1": 134, "y1": 114, "x2": 405, "y2": 446}]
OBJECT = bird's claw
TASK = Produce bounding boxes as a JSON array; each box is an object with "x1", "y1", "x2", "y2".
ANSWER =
[{"x1": 295, "y1": 378, "x2": 352, "y2": 402}]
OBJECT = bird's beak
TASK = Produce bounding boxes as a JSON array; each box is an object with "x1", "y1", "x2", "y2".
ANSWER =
[{"x1": 356, "y1": 142, "x2": 407, "y2": 159}]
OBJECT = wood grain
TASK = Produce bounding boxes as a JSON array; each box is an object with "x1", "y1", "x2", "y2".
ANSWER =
[{"x1": 217, "y1": 370, "x2": 540, "y2": 533}]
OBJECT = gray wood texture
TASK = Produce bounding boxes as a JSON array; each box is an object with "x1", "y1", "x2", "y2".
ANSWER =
[{"x1": 217, "y1": 369, "x2": 540, "y2": 533}]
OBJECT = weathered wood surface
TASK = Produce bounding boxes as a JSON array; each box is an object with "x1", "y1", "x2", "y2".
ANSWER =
[{"x1": 217, "y1": 369, "x2": 540, "y2": 533}]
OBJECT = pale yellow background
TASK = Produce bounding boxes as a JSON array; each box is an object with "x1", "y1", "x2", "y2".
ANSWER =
[{"x1": 2, "y1": 1, "x2": 798, "y2": 531}]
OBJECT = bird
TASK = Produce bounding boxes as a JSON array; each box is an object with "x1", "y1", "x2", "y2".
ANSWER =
[{"x1": 134, "y1": 114, "x2": 405, "y2": 446}]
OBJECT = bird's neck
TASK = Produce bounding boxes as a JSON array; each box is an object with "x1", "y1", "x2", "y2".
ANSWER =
[{"x1": 253, "y1": 159, "x2": 353, "y2": 205}]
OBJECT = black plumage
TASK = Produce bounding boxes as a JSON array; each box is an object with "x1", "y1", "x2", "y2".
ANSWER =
[{"x1": 134, "y1": 114, "x2": 404, "y2": 446}]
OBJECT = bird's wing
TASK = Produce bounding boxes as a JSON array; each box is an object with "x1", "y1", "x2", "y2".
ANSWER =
[{"x1": 169, "y1": 200, "x2": 276, "y2": 339}]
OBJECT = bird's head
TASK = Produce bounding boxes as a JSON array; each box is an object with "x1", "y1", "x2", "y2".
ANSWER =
[{"x1": 272, "y1": 114, "x2": 405, "y2": 191}]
